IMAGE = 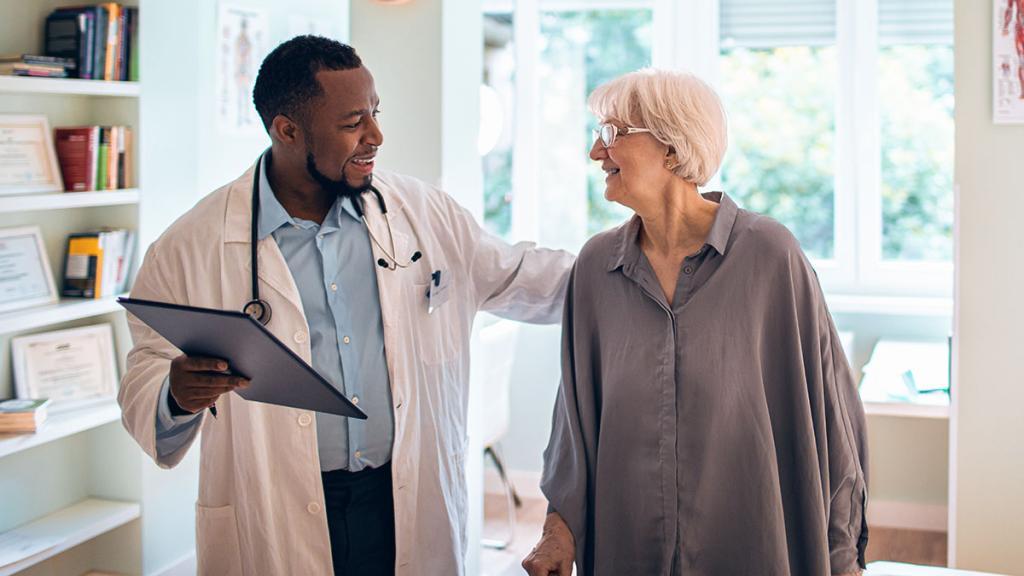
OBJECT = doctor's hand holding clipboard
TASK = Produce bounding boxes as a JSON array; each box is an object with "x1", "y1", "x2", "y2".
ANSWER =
[{"x1": 166, "y1": 355, "x2": 249, "y2": 417}]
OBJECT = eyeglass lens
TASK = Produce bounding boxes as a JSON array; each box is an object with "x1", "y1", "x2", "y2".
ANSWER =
[{"x1": 599, "y1": 124, "x2": 616, "y2": 148}]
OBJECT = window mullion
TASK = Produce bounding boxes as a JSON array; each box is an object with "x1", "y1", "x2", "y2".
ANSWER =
[
  {"x1": 853, "y1": 0, "x2": 882, "y2": 293},
  {"x1": 833, "y1": 0, "x2": 880, "y2": 293}
]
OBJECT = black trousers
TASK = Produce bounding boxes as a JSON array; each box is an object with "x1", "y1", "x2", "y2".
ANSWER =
[{"x1": 321, "y1": 462, "x2": 396, "y2": 576}]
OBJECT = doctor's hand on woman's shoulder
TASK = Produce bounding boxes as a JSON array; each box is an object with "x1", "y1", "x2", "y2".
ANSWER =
[
  {"x1": 523, "y1": 511, "x2": 575, "y2": 576},
  {"x1": 168, "y1": 355, "x2": 250, "y2": 415}
]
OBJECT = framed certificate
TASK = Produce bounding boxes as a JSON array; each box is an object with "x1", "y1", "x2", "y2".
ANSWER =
[
  {"x1": 12, "y1": 324, "x2": 119, "y2": 411},
  {"x1": 0, "y1": 115, "x2": 64, "y2": 195},
  {"x1": 0, "y1": 226, "x2": 58, "y2": 314}
]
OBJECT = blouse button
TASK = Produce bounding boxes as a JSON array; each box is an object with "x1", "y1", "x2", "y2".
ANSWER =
[
  {"x1": 307, "y1": 502, "x2": 321, "y2": 514},
  {"x1": 294, "y1": 331, "x2": 308, "y2": 344},
  {"x1": 683, "y1": 265, "x2": 694, "y2": 275}
]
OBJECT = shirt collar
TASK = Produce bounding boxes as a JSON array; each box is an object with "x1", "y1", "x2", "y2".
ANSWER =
[
  {"x1": 606, "y1": 191, "x2": 739, "y2": 272},
  {"x1": 256, "y1": 150, "x2": 362, "y2": 241}
]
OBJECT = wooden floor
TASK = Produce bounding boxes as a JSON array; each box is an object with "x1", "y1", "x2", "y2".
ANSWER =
[{"x1": 481, "y1": 494, "x2": 947, "y2": 576}]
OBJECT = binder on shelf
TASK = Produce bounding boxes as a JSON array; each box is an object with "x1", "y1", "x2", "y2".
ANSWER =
[
  {"x1": 62, "y1": 229, "x2": 135, "y2": 299},
  {"x1": 44, "y1": 4, "x2": 138, "y2": 82},
  {"x1": 44, "y1": 10, "x2": 94, "y2": 79},
  {"x1": 54, "y1": 125, "x2": 132, "y2": 192},
  {"x1": 54, "y1": 127, "x2": 98, "y2": 192}
]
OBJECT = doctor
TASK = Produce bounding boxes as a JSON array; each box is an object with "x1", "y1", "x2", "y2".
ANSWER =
[{"x1": 118, "y1": 36, "x2": 573, "y2": 576}]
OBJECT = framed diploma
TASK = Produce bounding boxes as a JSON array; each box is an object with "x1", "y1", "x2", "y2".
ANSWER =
[
  {"x1": 12, "y1": 324, "x2": 118, "y2": 412},
  {"x1": 0, "y1": 226, "x2": 58, "y2": 314},
  {"x1": 0, "y1": 115, "x2": 64, "y2": 195}
]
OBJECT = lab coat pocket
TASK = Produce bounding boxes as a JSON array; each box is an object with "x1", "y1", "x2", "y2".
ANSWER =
[
  {"x1": 409, "y1": 279, "x2": 457, "y2": 365},
  {"x1": 195, "y1": 503, "x2": 243, "y2": 576}
]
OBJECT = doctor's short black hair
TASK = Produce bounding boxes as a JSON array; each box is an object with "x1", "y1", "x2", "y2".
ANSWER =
[{"x1": 252, "y1": 35, "x2": 363, "y2": 132}]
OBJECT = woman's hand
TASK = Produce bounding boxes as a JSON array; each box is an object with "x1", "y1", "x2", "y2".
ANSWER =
[{"x1": 522, "y1": 511, "x2": 575, "y2": 576}]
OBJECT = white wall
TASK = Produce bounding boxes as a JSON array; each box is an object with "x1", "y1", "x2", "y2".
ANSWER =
[
  {"x1": 951, "y1": 0, "x2": 1024, "y2": 571},
  {"x1": 141, "y1": 0, "x2": 350, "y2": 248}
]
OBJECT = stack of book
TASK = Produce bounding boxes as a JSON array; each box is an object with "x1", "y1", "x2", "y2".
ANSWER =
[
  {"x1": 0, "y1": 399, "x2": 51, "y2": 434},
  {"x1": 44, "y1": 3, "x2": 139, "y2": 82},
  {"x1": 63, "y1": 229, "x2": 136, "y2": 299},
  {"x1": 54, "y1": 125, "x2": 134, "y2": 192},
  {"x1": 0, "y1": 54, "x2": 76, "y2": 77}
]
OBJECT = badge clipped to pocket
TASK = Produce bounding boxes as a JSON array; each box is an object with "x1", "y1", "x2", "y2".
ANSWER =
[{"x1": 426, "y1": 269, "x2": 451, "y2": 314}]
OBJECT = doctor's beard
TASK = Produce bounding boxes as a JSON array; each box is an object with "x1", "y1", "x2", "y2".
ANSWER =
[{"x1": 305, "y1": 153, "x2": 372, "y2": 204}]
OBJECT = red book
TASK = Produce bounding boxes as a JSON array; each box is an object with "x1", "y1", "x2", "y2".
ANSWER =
[{"x1": 54, "y1": 126, "x2": 99, "y2": 192}]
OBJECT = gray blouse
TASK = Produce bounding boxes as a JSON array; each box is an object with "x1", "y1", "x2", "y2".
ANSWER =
[{"x1": 540, "y1": 193, "x2": 868, "y2": 576}]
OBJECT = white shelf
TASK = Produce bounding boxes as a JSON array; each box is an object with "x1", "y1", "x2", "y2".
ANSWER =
[
  {"x1": 864, "y1": 401, "x2": 949, "y2": 419},
  {"x1": 0, "y1": 76, "x2": 140, "y2": 97},
  {"x1": 0, "y1": 401, "x2": 122, "y2": 460},
  {"x1": 0, "y1": 498, "x2": 140, "y2": 576},
  {"x1": 0, "y1": 190, "x2": 140, "y2": 213},
  {"x1": 0, "y1": 295, "x2": 128, "y2": 336},
  {"x1": 826, "y1": 294, "x2": 954, "y2": 317}
]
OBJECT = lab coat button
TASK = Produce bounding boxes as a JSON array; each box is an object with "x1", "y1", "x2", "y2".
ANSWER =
[
  {"x1": 294, "y1": 331, "x2": 307, "y2": 344},
  {"x1": 298, "y1": 413, "x2": 312, "y2": 427},
  {"x1": 307, "y1": 502, "x2": 321, "y2": 514}
]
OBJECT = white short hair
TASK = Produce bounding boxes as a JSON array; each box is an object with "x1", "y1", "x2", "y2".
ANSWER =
[{"x1": 588, "y1": 68, "x2": 728, "y2": 187}]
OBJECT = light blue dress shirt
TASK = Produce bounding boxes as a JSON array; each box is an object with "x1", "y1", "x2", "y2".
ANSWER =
[{"x1": 155, "y1": 153, "x2": 394, "y2": 472}]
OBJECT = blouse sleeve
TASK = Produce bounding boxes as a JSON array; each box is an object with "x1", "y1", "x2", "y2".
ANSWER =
[
  {"x1": 540, "y1": 264, "x2": 593, "y2": 573},
  {"x1": 819, "y1": 300, "x2": 870, "y2": 574}
]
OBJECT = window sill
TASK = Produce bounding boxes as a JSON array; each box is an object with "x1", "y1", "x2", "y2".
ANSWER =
[
  {"x1": 863, "y1": 400, "x2": 949, "y2": 419},
  {"x1": 826, "y1": 294, "x2": 953, "y2": 317}
]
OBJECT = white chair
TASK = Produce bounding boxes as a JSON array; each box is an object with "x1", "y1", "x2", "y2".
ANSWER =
[{"x1": 477, "y1": 318, "x2": 522, "y2": 550}]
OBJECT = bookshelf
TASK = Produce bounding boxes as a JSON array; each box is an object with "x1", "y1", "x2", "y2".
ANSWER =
[
  {"x1": 0, "y1": 76, "x2": 140, "y2": 97},
  {"x1": 863, "y1": 400, "x2": 950, "y2": 419},
  {"x1": 0, "y1": 294, "x2": 128, "y2": 338},
  {"x1": 0, "y1": 401, "x2": 122, "y2": 460},
  {"x1": 0, "y1": 499, "x2": 141, "y2": 576},
  {"x1": 0, "y1": 189, "x2": 140, "y2": 213},
  {"x1": 0, "y1": 1, "x2": 143, "y2": 574}
]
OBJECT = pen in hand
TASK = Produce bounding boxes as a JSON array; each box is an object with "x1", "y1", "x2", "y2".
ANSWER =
[{"x1": 168, "y1": 355, "x2": 250, "y2": 418}]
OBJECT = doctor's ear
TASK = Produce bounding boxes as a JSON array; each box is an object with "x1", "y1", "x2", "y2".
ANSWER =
[{"x1": 270, "y1": 115, "x2": 300, "y2": 144}]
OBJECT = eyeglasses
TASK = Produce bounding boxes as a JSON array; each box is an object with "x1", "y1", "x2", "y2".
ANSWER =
[{"x1": 594, "y1": 123, "x2": 652, "y2": 149}]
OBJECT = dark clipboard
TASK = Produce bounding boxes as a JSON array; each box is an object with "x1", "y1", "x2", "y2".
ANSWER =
[{"x1": 119, "y1": 297, "x2": 367, "y2": 419}]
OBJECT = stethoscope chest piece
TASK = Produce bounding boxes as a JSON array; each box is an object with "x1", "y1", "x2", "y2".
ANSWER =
[{"x1": 244, "y1": 298, "x2": 272, "y2": 326}]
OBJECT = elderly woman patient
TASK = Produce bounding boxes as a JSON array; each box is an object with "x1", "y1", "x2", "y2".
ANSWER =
[{"x1": 522, "y1": 69, "x2": 868, "y2": 576}]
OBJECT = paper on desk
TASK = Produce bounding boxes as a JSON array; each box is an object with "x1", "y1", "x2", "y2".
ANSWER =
[
  {"x1": 0, "y1": 531, "x2": 62, "y2": 567},
  {"x1": 859, "y1": 339, "x2": 949, "y2": 404}
]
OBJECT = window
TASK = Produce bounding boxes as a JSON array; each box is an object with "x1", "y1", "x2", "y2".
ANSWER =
[
  {"x1": 483, "y1": 1, "x2": 652, "y2": 251},
  {"x1": 482, "y1": 13, "x2": 516, "y2": 238},
  {"x1": 483, "y1": 0, "x2": 953, "y2": 297},
  {"x1": 718, "y1": 0, "x2": 953, "y2": 295},
  {"x1": 537, "y1": 9, "x2": 652, "y2": 246},
  {"x1": 719, "y1": 48, "x2": 838, "y2": 259},
  {"x1": 719, "y1": 0, "x2": 838, "y2": 260},
  {"x1": 877, "y1": 1, "x2": 954, "y2": 262}
]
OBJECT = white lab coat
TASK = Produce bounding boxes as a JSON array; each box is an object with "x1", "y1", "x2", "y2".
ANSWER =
[{"x1": 118, "y1": 165, "x2": 573, "y2": 575}]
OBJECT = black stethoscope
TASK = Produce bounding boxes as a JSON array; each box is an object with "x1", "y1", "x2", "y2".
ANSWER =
[{"x1": 243, "y1": 154, "x2": 423, "y2": 326}]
